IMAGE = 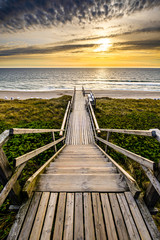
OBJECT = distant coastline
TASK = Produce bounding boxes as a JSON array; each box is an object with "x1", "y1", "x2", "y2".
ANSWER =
[{"x1": 0, "y1": 89, "x2": 160, "y2": 100}]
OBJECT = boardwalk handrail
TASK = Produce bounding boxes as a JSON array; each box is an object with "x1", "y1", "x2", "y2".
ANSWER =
[
  {"x1": 12, "y1": 128, "x2": 64, "y2": 134},
  {"x1": 99, "y1": 128, "x2": 154, "y2": 137},
  {"x1": 88, "y1": 100, "x2": 100, "y2": 133},
  {"x1": 60, "y1": 101, "x2": 71, "y2": 136},
  {"x1": 0, "y1": 135, "x2": 65, "y2": 207},
  {"x1": 15, "y1": 136, "x2": 65, "y2": 167}
]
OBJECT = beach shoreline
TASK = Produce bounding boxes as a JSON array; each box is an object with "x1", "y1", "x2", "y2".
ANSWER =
[{"x1": 0, "y1": 89, "x2": 160, "y2": 100}]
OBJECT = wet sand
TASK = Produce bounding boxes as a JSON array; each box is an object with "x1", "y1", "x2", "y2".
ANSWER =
[{"x1": 0, "y1": 89, "x2": 160, "y2": 100}]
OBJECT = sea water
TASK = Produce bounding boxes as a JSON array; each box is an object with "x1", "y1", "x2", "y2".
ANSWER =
[{"x1": 0, "y1": 68, "x2": 160, "y2": 91}]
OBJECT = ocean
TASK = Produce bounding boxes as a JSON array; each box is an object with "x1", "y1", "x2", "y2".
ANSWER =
[{"x1": 0, "y1": 68, "x2": 160, "y2": 91}]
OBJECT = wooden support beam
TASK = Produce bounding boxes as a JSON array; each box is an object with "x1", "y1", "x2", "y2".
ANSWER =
[
  {"x1": 105, "y1": 132, "x2": 110, "y2": 152},
  {"x1": 150, "y1": 128, "x2": 160, "y2": 142},
  {"x1": 141, "y1": 165, "x2": 160, "y2": 197},
  {"x1": 60, "y1": 101, "x2": 71, "y2": 136},
  {"x1": 12, "y1": 128, "x2": 62, "y2": 134},
  {"x1": 96, "y1": 136, "x2": 155, "y2": 170},
  {"x1": 15, "y1": 136, "x2": 65, "y2": 167},
  {"x1": 23, "y1": 144, "x2": 66, "y2": 198},
  {"x1": 95, "y1": 143, "x2": 140, "y2": 198},
  {"x1": 99, "y1": 129, "x2": 153, "y2": 137},
  {"x1": 144, "y1": 167, "x2": 160, "y2": 209},
  {"x1": 0, "y1": 163, "x2": 25, "y2": 207},
  {"x1": 0, "y1": 130, "x2": 10, "y2": 147}
]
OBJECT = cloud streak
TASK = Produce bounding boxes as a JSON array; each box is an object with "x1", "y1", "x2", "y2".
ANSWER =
[{"x1": 0, "y1": 0, "x2": 160, "y2": 32}]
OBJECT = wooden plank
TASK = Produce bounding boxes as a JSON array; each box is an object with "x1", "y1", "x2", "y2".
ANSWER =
[
  {"x1": 35, "y1": 173, "x2": 128, "y2": 192},
  {"x1": 49, "y1": 162, "x2": 113, "y2": 167},
  {"x1": 83, "y1": 193, "x2": 95, "y2": 240},
  {"x1": 52, "y1": 132, "x2": 57, "y2": 152},
  {"x1": 16, "y1": 136, "x2": 65, "y2": 166},
  {"x1": 125, "y1": 192, "x2": 152, "y2": 240},
  {"x1": 23, "y1": 144, "x2": 66, "y2": 198},
  {"x1": 13, "y1": 128, "x2": 62, "y2": 134},
  {"x1": 53, "y1": 193, "x2": 66, "y2": 240},
  {"x1": 100, "y1": 193, "x2": 118, "y2": 240},
  {"x1": 63, "y1": 193, "x2": 74, "y2": 240},
  {"x1": 99, "y1": 128, "x2": 152, "y2": 136},
  {"x1": 141, "y1": 165, "x2": 160, "y2": 196},
  {"x1": 109, "y1": 193, "x2": 129, "y2": 240},
  {"x1": 0, "y1": 130, "x2": 10, "y2": 147},
  {"x1": 92, "y1": 193, "x2": 106, "y2": 240},
  {"x1": 96, "y1": 136, "x2": 154, "y2": 170},
  {"x1": 0, "y1": 147, "x2": 12, "y2": 180},
  {"x1": 117, "y1": 193, "x2": 140, "y2": 240},
  {"x1": 0, "y1": 163, "x2": 25, "y2": 207},
  {"x1": 136, "y1": 197, "x2": 160, "y2": 240},
  {"x1": 18, "y1": 192, "x2": 42, "y2": 239},
  {"x1": 95, "y1": 143, "x2": 140, "y2": 198},
  {"x1": 7, "y1": 193, "x2": 33, "y2": 240},
  {"x1": 60, "y1": 101, "x2": 71, "y2": 136},
  {"x1": 40, "y1": 193, "x2": 58, "y2": 240},
  {"x1": 88, "y1": 101, "x2": 100, "y2": 132},
  {"x1": 74, "y1": 193, "x2": 84, "y2": 240},
  {"x1": 29, "y1": 192, "x2": 50, "y2": 240}
]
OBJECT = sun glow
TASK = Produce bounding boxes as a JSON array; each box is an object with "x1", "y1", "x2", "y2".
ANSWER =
[{"x1": 94, "y1": 38, "x2": 112, "y2": 52}]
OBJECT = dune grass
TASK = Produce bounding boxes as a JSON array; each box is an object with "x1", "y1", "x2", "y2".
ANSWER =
[
  {"x1": 0, "y1": 95, "x2": 71, "y2": 239},
  {"x1": 95, "y1": 97, "x2": 160, "y2": 230}
]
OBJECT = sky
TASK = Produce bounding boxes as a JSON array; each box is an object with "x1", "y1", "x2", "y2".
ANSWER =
[{"x1": 0, "y1": 0, "x2": 160, "y2": 68}]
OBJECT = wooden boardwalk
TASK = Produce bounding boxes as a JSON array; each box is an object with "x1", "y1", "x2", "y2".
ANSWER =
[{"x1": 8, "y1": 90, "x2": 160, "y2": 240}]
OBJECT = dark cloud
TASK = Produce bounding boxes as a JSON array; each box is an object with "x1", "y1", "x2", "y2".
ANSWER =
[
  {"x1": 0, "y1": 43, "x2": 97, "y2": 56},
  {"x1": 113, "y1": 40, "x2": 160, "y2": 50},
  {"x1": 0, "y1": 0, "x2": 160, "y2": 32}
]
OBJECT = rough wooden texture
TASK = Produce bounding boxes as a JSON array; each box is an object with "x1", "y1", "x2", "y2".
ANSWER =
[
  {"x1": 96, "y1": 136, "x2": 155, "y2": 170},
  {"x1": 0, "y1": 130, "x2": 10, "y2": 147},
  {"x1": 0, "y1": 163, "x2": 25, "y2": 207},
  {"x1": 63, "y1": 193, "x2": 74, "y2": 240},
  {"x1": 13, "y1": 128, "x2": 62, "y2": 134},
  {"x1": 150, "y1": 128, "x2": 160, "y2": 142},
  {"x1": 23, "y1": 144, "x2": 66, "y2": 198},
  {"x1": 15, "y1": 136, "x2": 65, "y2": 166},
  {"x1": 99, "y1": 128, "x2": 153, "y2": 136},
  {"x1": 0, "y1": 147, "x2": 12, "y2": 181},
  {"x1": 66, "y1": 91, "x2": 94, "y2": 145},
  {"x1": 60, "y1": 101, "x2": 71, "y2": 136},
  {"x1": 84, "y1": 193, "x2": 95, "y2": 240},
  {"x1": 74, "y1": 193, "x2": 84, "y2": 240}
]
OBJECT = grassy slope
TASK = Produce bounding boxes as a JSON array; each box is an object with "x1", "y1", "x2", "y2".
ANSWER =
[
  {"x1": 95, "y1": 97, "x2": 160, "y2": 230},
  {"x1": 0, "y1": 95, "x2": 71, "y2": 239}
]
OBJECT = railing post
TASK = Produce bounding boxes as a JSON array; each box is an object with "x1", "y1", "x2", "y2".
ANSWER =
[
  {"x1": 144, "y1": 165, "x2": 160, "y2": 212},
  {"x1": 105, "y1": 132, "x2": 110, "y2": 152},
  {"x1": 52, "y1": 132, "x2": 57, "y2": 152}
]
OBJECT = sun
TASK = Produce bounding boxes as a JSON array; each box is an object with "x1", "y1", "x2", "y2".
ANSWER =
[{"x1": 94, "y1": 38, "x2": 112, "y2": 52}]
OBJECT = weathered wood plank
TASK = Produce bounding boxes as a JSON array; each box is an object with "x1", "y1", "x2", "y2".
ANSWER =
[
  {"x1": 125, "y1": 192, "x2": 152, "y2": 240},
  {"x1": 101, "y1": 193, "x2": 118, "y2": 240},
  {"x1": 117, "y1": 193, "x2": 140, "y2": 240},
  {"x1": 88, "y1": 101, "x2": 100, "y2": 132},
  {"x1": 99, "y1": 128, "x2": 153, "y2": 136},
  {"x1": 29, "y1": 192, "x2": 50, "y2": 240},
  {"x1": 95, "y1": 143, "x2": 140, "y2": 198},
  {"x1": 35, "y1": 173, "x2": 128, "y2": 192},
  {"x1": 40, "y1": 193, "x2": 58, "y2": 240},
  {"x1": 23, "y1": 144, "x2": 66, "y2": 198},
  {"x1": 18, "y1": 192, "x2": 42, "y2": 239},
  {"x1": 63, "y1": 193, "x2": 74, "y2": 240},
  {"x1": 84, "y1": 193, "x2": 95, "y2": 240},
  {"x1": 0, "y1": 163, "x2": 25, "y2": 207},
  {"x1": 12, "y1": 128, "x2": 62, "y2": 134},
  {"x1": 0, "y1": 147, "x2": 12, "y2": 180},
  {"x1": 136, "y1": 197, "x2": 160, "y2": 240},
  {"x1": 74, "y1": 193, "x2": 84, "y2": 240},
  {"x1": 109, "y1": 193, "x2": 129, "y2": 240},
  {"x1": 7, "y1": 193, "x2": 33, "y2": 240},
  {"x1": 96, "y1": 136, "x2": 155, "y2": 170},
  {"x1": 0, "y1": 130, "x2": 10, "y2": 147},
  {"x1": 92, "y1": 193, "x2": 106, "y2": 240},
  {"x1": 49, "y1": 161, "x2": 113, "y2": 167},
  {"x1": 53, "y1": 193, "x2": 66, "y2": 240},
  {"x1": 15, "y1": 136, "x2": 65, "y2": 166}
]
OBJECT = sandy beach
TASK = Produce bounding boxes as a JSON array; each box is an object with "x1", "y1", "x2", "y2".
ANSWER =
[{"x1": 0, "y1": 89, "x2": 160, "y2": 100}]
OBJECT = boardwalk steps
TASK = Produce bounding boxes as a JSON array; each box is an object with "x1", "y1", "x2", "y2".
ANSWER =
[{"x1": 7, "y1": 90, "x2": 160, "y2": 239}]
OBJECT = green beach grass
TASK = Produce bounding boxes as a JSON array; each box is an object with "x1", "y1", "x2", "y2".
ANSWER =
[
  {"x1": 95, "y1": 97, "x2": 160, "y2": 230},
  {"x1": 0, "y1": 95, "x2": 71, "y2": 239}
]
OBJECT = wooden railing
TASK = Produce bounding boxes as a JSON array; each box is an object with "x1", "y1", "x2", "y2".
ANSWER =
[
  {"x1": 86, "y1": 94, "x2": 160, "y2": 210},
  {"x1": 0, "y1": 90, "x2": 74, "y2": 207}
]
